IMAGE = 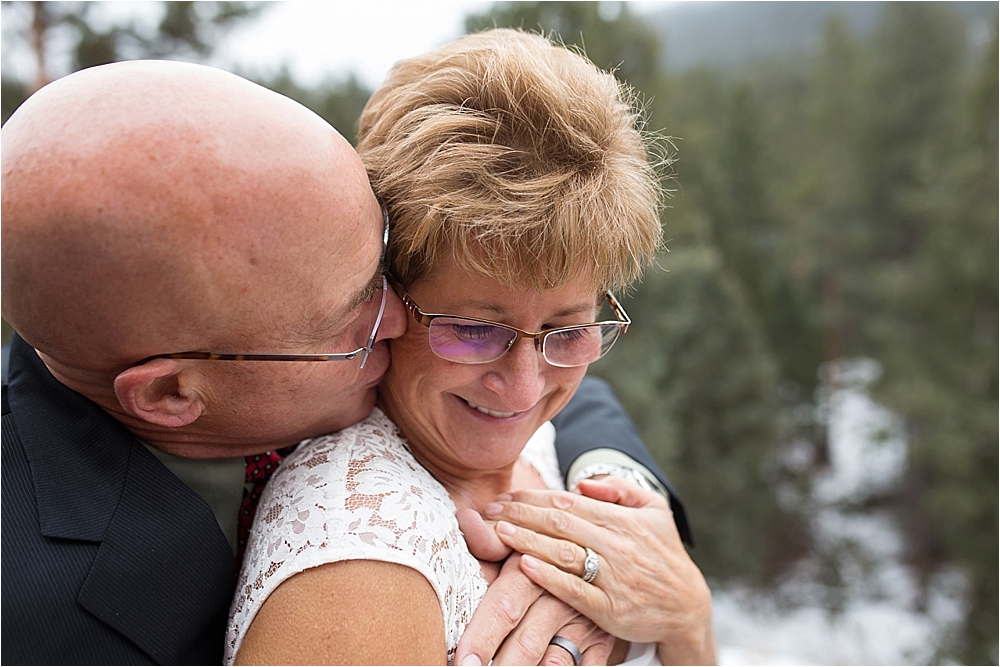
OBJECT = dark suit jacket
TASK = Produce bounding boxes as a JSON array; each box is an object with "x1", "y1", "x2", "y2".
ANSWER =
[
  {"x1": 2, "y1": 334, "x2": 234, "y2": 664},
  {"x1": 1, "y1": 334, "x2": 691, "y2": 664}
]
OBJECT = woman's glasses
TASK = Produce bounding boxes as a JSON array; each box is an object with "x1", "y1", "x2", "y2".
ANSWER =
[{"x1": 387, "y1": 274, "x2": 630, "y2": 368}]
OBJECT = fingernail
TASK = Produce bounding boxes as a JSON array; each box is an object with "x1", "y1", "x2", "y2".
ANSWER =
[
  {"x1": 496, "y1": 521, "x2": 515, "y2": 536},
  {"x1": 521, "y1": 554, "x2": 540, "y2": 569},
  {"x1": 484, "y1": 502, "x2": 503, "y2": 517},
  {"x1": 496, "y1": 493, "x2": 512, "y2": 502},
  {"x1": 458, "y1": 654, "x2": 482, "y2": 666}
]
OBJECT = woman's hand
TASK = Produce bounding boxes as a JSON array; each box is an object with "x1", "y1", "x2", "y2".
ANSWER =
[{"x1": 483, "y1": 476, "x2": 716, "y2": 665}]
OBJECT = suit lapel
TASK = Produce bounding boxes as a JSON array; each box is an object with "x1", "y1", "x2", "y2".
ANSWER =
[
  {"x1": 8, "y1": 336, "x2": 131, "y2": 542},
  {"x1": 79, "y1": 441, "x2": 234, "y2": 665},
  {"x1": 7, "y1": 336, "x2": 234, "y2": 664}
]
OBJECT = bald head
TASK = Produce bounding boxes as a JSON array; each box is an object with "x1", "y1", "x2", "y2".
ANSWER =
[{"x1": 2, "y1": 61, "x2": 375, "y2": 373}]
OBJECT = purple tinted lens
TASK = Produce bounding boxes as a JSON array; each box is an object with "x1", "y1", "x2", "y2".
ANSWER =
[{"x1": 428, "y1": 318, "x2": 517, "y2": 363}]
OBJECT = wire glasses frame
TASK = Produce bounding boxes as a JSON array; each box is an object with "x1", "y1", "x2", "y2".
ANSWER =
[
  {"x1": 136, "y1": 205, "x2": 390, "y2": 369},
  {"x1": 387, "y1": 273, "x2": 631, "y2": 368}
]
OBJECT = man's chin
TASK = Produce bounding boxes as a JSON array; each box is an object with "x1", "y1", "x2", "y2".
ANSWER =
[
  {"x1": 360, "y1": 341, "x2": 391, "y2": 386},
  {"x1": 329, "y1": 385, "x2": 379, "y2": 433},
  {"x1": 288, "y1": 387, "x2": 380, "y2": 447},
  {"x1": 360, "y1": 384, "x2": 380, "y2": 417}
]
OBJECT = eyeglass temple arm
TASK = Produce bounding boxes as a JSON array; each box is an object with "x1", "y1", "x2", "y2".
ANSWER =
[
  {"x1": 605, "y1": 291, "x2": 631, "y2": 331},
  {"x1": 386, "y1": 273, "x2": 433, "y2": 326},
  {"x1": 359, "y1": 275, "x2": 389, "y2": 369},
  {"x1": 136, "y1": 350, "x2": 364, "y2": 364}
]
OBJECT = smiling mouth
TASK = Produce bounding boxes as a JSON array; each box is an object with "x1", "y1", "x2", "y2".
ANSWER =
[{"x1": 465, "y1": 399, "x2": 519, "y2": 419}]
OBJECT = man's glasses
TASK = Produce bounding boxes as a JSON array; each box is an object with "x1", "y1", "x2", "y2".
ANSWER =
[
  {"x1": 387, "y1": 274, "x2": 630, "y2": 368},
  {"x1": 136, "y1": 205, "x2": 390, "y2": 369}
]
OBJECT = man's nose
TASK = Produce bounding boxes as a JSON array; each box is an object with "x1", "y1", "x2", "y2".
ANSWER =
[
  {"x1": 374, "y1": 284, "x2": 407, "y2": 342},
  {"x1": 481, "y1": 338, "x2": 545, "y2": 412}
]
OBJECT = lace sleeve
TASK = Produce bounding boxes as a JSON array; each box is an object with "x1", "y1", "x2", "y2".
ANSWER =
[{"x1": 226, "y1": 409, "x2": 488, "y2": 664}]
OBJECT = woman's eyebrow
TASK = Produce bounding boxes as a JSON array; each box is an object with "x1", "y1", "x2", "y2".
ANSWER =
[{"x1": 450, "y1": 301, "x2": 596, "y2": 320}]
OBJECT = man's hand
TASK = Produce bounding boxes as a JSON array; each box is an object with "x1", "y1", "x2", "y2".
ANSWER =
[
  {"x1": 534, "y1": 611, "x2": 616, "y2": 666},
  {"x1": 454, "y1": 553, "x2": 614, "y2": 666}
]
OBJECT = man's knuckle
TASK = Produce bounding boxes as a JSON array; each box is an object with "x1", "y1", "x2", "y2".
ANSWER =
[
  {"x1": 494, "y1": 595, "x2": 525, "y2": 627},
  {"x1": 562, "y1": 620, "x2": 594, "y2": 643},
  {"x1": 508, "y1": 633, "x2": 543, "y2": 661},
  {"x1": 544, "y1": 594, "x2": 578, "y2": 624}
]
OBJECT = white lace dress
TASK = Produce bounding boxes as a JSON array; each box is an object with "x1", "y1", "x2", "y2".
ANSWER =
[{"x1": 226, "y1": 408, "x2": 564, "y2": 665}]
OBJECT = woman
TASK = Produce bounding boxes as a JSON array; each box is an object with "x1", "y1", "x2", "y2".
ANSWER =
[{"x1": 228, "y1": 29, "x2": 713, "y2": 665}]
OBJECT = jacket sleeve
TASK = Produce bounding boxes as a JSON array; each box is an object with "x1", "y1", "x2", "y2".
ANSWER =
[{"x1": 551, "y1": 376, "x2": 693, "y2": 546}]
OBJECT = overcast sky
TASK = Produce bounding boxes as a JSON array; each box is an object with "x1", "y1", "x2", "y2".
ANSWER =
[
  {"x1": 2, "y1": 1, "x2": 673, "y2": 90},
  {"x1": 215, "y1": 1, "x2": 493, "y2": 88}
]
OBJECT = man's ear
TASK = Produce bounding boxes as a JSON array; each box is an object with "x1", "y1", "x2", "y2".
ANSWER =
[{"x1": 113, "y1": 359, "x2": 206, "y2": 427}]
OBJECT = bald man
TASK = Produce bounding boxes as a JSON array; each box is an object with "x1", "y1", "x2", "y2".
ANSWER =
[{"x1": 2, "y1": 61, "x2": 689, "y2": 665}]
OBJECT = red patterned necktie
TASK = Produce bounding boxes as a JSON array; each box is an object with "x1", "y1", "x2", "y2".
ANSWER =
[{"x1": 235, "y1": 445, "x2": 297, "y2": 569}]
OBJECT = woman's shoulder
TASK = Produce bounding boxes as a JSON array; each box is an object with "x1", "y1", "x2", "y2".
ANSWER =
[
  {"x1": 227, "y1": 409, "x2": 485, "y2": 663},
  {"x1": 278, "y1": 407, "x2": 415, "y2": 477},
  {"x1": 246, "y1": 408, "x2": 460, "y2": 567}
]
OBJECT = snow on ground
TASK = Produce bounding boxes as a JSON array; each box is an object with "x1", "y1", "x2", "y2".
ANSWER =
[{"x1": 712, "y1": 360, "x2": 967, "y2": 665}]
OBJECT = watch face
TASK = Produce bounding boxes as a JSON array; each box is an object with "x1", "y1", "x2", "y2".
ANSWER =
[{"x1": 571, "y1": 462, "x2": 656, "y2": 493}]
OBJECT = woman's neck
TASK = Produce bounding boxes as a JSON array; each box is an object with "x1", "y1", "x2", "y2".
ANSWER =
[
  {"x1": 420, "y1": 458, "x2": 519, "y2": 514},
  {"x1": 375, "y1": 399, "x2": 547, "y2": 513}
]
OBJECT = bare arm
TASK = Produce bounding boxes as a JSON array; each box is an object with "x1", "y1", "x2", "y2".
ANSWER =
[{"x1": 235, "y1": 560, "x2": 447, "y2": 665}]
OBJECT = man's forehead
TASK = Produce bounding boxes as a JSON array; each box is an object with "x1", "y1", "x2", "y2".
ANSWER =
[
  {"x1": 333, "y1": 199, "x2": 387, "y2": 314},
  {"x1": 285, "y1": 196, "x2": 384, "y2": 342}
]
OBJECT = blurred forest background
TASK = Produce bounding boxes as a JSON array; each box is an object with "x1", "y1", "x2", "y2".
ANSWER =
[{"x1": 1, "y1": 2, "x2": 996, "y2": 663}]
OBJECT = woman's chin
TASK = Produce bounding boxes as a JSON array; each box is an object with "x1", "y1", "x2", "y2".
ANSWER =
[{"x1": 448, "y1": 427, "x2": 537, "y2": 470}]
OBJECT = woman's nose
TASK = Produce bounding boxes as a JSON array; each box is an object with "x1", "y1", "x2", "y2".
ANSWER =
[{"x1": 480, "y1": 337, "x2": 546, "y2": 412}]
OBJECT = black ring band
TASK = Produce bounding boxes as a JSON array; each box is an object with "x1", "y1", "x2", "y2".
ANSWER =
[{"x1": 548, "y1": 635, "x2": 583, "y2": 666}]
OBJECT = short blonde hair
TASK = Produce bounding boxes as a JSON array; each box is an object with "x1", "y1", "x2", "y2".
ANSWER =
[{"x1": 357, "y1": 29, "x2": 663, "y2": 293}]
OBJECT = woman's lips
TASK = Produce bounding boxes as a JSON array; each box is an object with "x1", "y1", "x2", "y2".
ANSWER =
[{"x1": 463, "y1": 398, "x2": 518, "y2": 419}]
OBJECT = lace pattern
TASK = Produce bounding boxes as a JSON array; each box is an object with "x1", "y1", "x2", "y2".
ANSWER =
[
  {"x1": 226, "y1": 409, "x2": 562, "y2": 664},
  {"x1": 225, "y1": 409, "x2": 561, "y2": 664},
  {"x1": 226, "y1": 409, "x2": 486, "y2": 663}
]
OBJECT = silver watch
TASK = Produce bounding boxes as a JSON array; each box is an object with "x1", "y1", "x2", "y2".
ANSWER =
[{"x1": 568, "y1": 462, "x2": 655, "y2": 493}]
